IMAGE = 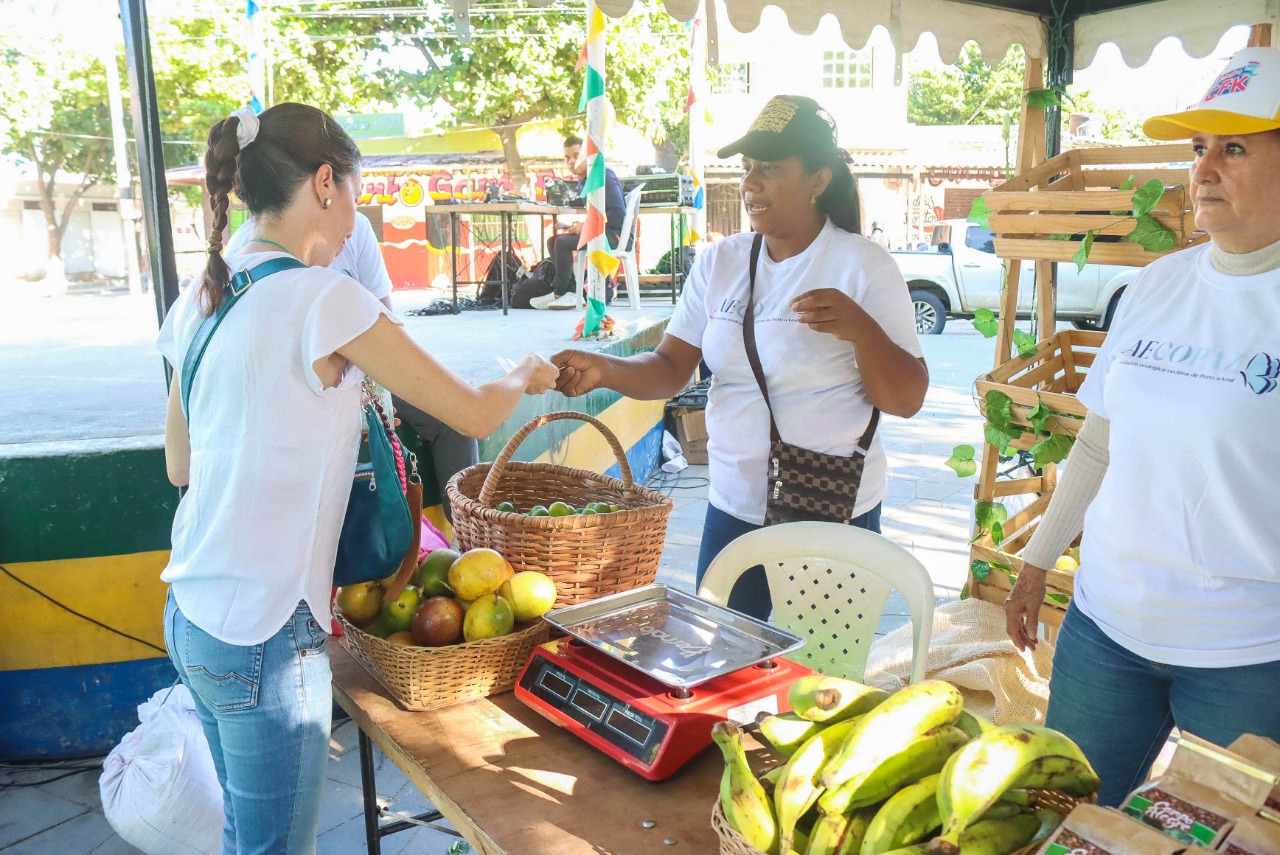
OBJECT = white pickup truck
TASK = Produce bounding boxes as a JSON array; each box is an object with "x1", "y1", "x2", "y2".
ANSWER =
[{"x1": 892, "y1": 219, "x2": 1139, "y2": 335}]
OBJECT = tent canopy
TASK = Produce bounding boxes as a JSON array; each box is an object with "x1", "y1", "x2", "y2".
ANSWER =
[{"x1": 513, "y1": 0, "x2": 1277, "y2": 68}]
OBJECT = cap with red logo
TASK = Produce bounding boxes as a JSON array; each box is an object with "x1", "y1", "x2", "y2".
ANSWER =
[{"x1": 1144, "y1": 47, "x2": 1280, "y2": 140}]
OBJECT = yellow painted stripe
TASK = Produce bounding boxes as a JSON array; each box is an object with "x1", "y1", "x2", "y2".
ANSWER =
[
  {"x1": 533, "y1": 397, "x2": 666, "y2": 474},
  {"x1": 1, "y1": 551, "x2": 170, "y2": 671}
]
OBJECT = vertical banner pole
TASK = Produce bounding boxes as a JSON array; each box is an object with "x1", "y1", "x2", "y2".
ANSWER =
[{"x1": 578, "y1": 0, "x2": 610, "y2": 337}]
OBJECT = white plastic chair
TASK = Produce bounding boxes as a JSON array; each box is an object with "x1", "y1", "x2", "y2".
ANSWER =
[
  {"x1": 576, "y1": 184, "x2": 645, "y2": 310},
  {"x1": 696, "y1": 522, "x2": 935, "y2": 685}
]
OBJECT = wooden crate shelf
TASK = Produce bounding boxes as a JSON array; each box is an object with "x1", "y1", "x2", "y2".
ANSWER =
[{"x1": 975, "y1": 329, "x2": 1105, "y2": 437}]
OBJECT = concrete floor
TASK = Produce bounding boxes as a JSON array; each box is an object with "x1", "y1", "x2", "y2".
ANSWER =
[{"x1": 1, "y1": 282, "x2": 1003, "y2": 854}]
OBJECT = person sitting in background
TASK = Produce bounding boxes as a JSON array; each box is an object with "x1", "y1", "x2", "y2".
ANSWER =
[
  {"x1": 532, "y1": 134, "x2": 625, "y2": 310},
  {"x1": 869, "y1": 221, "x2": 892, "y2": 250},
  {"x1": 1004, "y1": 45, "x2": 1280, "y2": 807}
]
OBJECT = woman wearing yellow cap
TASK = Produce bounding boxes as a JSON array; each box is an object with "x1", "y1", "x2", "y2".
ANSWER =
[
  {"x1": 552, "y1": 95, "x2": 928, "y2": 620},
  {"x1": 1005, "y1": 46, "x2": 1280, "y2": 805}
]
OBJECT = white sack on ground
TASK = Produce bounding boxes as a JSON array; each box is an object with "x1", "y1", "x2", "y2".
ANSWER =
[
  {"x1": 99, "y1": 683, "x2": 223, "y2": 855},
  {"x1": 864, "y1": 598, "x2": 1055, "y2": 724}
]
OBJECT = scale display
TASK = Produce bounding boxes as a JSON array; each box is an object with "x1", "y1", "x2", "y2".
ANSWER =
[{"x1": 519, "y1": 655, "x2": 670, "y2": 766}]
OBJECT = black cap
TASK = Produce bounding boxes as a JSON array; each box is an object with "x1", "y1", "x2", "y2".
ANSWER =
[{"x1": 717, "y1": 95, "x2": 839, "y2": 161}]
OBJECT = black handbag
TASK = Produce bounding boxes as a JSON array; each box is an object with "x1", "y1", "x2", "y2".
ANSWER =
[
  {"x1": 741, "y1": 233, "x2": 880, "y2": 525},
  {"x1": 180, "y1": 257, "x2": 414, "y2": 587}
]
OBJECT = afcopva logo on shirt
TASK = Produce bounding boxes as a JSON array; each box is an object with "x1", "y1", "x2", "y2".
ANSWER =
[
  {"x1": 1241, "y1": 352, "x2": 1280, "y2": 394},
  {"x1": 1119, "y1": 338, "x2": 1279, "y2": 395}
]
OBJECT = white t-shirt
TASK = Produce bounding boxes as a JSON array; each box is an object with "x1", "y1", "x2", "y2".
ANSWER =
[
  {"x1": 666, "y1": 220, "x2": 923, "y2": 524},
  {"x1": 225, "y1": 212, "x2": 393, "y2": 300},
  {"x1": 156, "y1": 250, "x2": 398, "y2": 645},
  {"x1": 1075, "y1": 243, "x2": 1280, "y2": 667}
]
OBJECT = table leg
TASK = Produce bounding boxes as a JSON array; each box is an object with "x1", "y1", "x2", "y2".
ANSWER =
[
  {"x1": 669, "y1": 214, "x2": 678, "y2": 304},
  {"x1": 359, "y1": 728, "x2": 383, "y2": 855},
  {"x1": 449, "y1": 213, "x2": 460, "y2": 315},
  {"x1": 675, "y1": 214, "x2": 686, "y2": 304},
  {"x1": 501, "y1": 214, "x2": 511, "y2": 316}
]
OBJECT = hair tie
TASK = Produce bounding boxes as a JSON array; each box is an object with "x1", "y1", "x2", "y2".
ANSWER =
[{"x1": 231, "y1": 106, "x2": 259, "y2": 149}]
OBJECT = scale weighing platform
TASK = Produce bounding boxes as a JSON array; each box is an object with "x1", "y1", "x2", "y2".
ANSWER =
[{"x1": 515, "y1": 584, "x2": 812, "y2": 781}]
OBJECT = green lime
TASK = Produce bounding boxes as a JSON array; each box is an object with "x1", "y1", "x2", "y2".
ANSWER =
[
  {"x1": 548, "y1": 501, "x2": 575, "y2": 517},
  {"x1": 528, "y1": 505, "x2": 550, "y2": 517},
  {"x1": 608, "y1": 503, "x2": 621, "y2": 513},
  {"x1": 588, "y1": 502, "x2": 610, "y2": 514},
  {"x1": 496, "y1": 501, "x2": 517, "y2": 513},
  {"x1": 580, "y1": 506, "x2": 597, "y2": 515}
]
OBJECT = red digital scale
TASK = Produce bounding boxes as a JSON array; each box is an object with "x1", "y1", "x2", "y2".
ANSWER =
[{"x1": 515, "y1": 584, "x2": 813, "y2": 781}]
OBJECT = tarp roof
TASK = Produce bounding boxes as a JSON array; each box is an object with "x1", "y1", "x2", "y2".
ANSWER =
[{"x1": 513, "y1": 0, "x2": 1278, "y2": 68}]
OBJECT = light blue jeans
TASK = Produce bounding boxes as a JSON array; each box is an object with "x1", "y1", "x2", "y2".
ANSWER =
[
  {"x1": 1046, "y1": 604, "x2": 1280, "y2": 807},
  {"x1": 164, "y1": 590, "x2": 332, "y2": 855}
]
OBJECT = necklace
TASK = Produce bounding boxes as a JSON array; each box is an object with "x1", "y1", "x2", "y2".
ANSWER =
[{"x1": 247, "y1": 237, "x2": 295, "y2": 256}]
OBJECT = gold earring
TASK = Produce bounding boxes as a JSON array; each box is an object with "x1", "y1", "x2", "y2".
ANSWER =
[
  {"x1": 322, "y1": 198, "x2": 332, "y2": 209},
  {"x1": 809, "y1": 195, "x2": 817, "y2": 205}
]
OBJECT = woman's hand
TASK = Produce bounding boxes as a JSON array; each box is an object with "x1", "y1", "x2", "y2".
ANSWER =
[
  {"x1": 1004, "y1": 565, "x2": 1048, "y2": 652},
  {"x1": 552, "y1": 349, "x2": 606, "y2": 397},
  {"x1": 792, "y1": 288, "x2": 864, "y2": 342},
  {"x1": 519, "y1": 354, "x2": 560, "y2": 395}
]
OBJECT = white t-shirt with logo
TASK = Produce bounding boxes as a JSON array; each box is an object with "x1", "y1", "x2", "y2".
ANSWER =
[
  {"x1": 1075, "y1": 243, "x2": 1280, "y2": 667},
  {"x1": 156, "y1": 250, "x2": 398, "y2": 645},
  {"x1": 666, "y1": 220, "x2": 923, "y2": 524},
  {"x1": 225, "y1": 211, "x2": 393, "y2": 300}
]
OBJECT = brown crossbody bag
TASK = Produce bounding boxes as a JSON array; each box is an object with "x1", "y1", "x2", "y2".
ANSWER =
[{"x1": 741, "y1": 232, "x2": 879, "y2": 525}]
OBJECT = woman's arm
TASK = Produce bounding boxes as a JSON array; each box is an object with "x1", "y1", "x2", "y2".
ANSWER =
[
  {"x1": 790, "y1": 288, "x2": 929, "y2": 418},
  {"x1": 552, "y1": 334, "x2": 703, "y2": 400},
  {"x1": 337, "y1": 316, "x2": 559, "y2": 439},
  {"x1": 1004, "y1": 414, "x2": 1111, "y2": 652},
  {"x1": 164, "y1": 374, "x2": 191, "y2": 487}
]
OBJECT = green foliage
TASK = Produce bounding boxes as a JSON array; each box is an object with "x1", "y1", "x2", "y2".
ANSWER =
[
  {"x1": 984, "y1": 423, "x2": 1022, "y2": 455},
  {"x1": 946, "y1": 445, "x2": 978, "y2": 478},
  {"x1": 972, "y1": 307, "x2": 998, "y2": 338},
  {"x1": 1130, "y1": 179, "x2": 1166, "y2": 218},
  {"x1": 1030, "y1": 433, "x2": 1074, "y2": 468},
  {"x1": 1071, "y1": 231, "x2": 1095, "y2": 272},
  {"x1": 1012, "y1": 329, "x2": 1038, "y2": 359},
  {"x1": 1025, "y1": 400, "x2": 1054, "y2": 435},
  {"x1": 908, "y1": 43, "x2": 1026, "y2": 126},
  {"x1": 1126, "y1": 214, "x2": 1177, "y2": 253},
  {"x1": 983, "y1": 390, "x2": 1014, "y2": 430},
  {"x1": 967, "y1": 195, "x2": 991, "y2": 229},
  {"x1": 1024, "y1": 88, "x2": 1063, "y2": 110},
  {"x1": 974, "y1": 501, "x2": 1009, "y2": 544},
  {"x1": 970, "y1": 560, "x2": 991, "y2": 582}
]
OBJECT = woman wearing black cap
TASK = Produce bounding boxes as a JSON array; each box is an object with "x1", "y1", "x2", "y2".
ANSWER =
[
  {"x1": 553, "y1": 95, "x2": 928, "y2": 619},
  {"x1": 1005, "y1": 46, "x2": 1280, "y2": 806}
]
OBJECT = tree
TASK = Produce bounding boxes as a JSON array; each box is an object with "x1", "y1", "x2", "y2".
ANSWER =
[
  {"x1": 908, "y1": 43, "x2": 1026, "y2": 125},
  {"x1": 0, "y1": 40, "x2": 112, "y2": 279}
]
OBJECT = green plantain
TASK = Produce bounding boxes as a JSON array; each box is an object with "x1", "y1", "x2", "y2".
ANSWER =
[
  {"x1": 820, "y1": 724, "x2": 969, "y2": 814},
  {"x1": 775, "y1": 716, "x2": 864, "y2": 854},
  {"x1": 861, "y1": 773, "x2": 943, "y2": 855},
  {"x1": 819, "y1": 681, "x2": 964, "y2": 791},
  {"x1": 806, "y1": 805, "x2": 877, "y2": 855},
  {"x1": 955, "y1": 710, "x2": 996, "y2": 739},
  {"x1": 931, "y1": 725, "x2": 1099, "y2": 855},
  {"x1": 944, "y1": 815, "x2": 1041, "y2": 855},
  {"x1": 713, "y1": 720, "x2": 780, "y2": 855},
  {"x1": 788, "y1": 675, "x2": 891, "y2": 723},
  {"x1": 759, "y1": 710, "x2": 826, "y2": 757}
]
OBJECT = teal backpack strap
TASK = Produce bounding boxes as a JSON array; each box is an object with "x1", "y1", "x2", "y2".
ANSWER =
[{"x1": 180, "y1": 256, "x2": 307, "y2": 419}]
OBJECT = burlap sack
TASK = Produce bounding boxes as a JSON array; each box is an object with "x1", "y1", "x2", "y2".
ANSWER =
[{"x1": 863, "y1": 598, "x2": 1054, "y2": 724}]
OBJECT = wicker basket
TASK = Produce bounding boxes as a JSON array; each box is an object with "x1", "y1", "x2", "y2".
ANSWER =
[
  {"x1": 447, "y1": 411, "x2": 674, "y2": 606},
  {"x1": 711, "y1": 790, "x2": 1086, "y2": 855},
  {"x1": 975, "y1": 329, "x2": 1105, "y2": 440},
  {"x1": 336, "y1": 611, "x2": 550, "y2": 711},
  {"x1": 984, "y1": 143, "x2": 1207, "y2": 267}
]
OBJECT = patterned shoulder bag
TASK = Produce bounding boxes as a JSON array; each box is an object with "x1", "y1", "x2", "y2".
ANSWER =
[{"x1": 741, "y1": 233, "x2": 879, "y2": 525}]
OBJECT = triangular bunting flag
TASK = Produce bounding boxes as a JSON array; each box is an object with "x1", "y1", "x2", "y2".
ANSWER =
[{"x1": 589, "y1": 250, "x2": 621, "y2": 279}]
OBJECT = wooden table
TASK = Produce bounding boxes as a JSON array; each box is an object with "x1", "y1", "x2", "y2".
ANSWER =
[
  {"x1": 638, "y1": 205, "x2": 699, "y2": 304},
  {"x1": 330, "y1": 639, "x2": 727, "y2": 855},
  {"x1": 440, "y1": 202, "x2": 578, "y2": 315}
]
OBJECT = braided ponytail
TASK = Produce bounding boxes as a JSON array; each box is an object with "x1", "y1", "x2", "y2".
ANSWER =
[
  {"x1": 804, "y1": 148, "x2": 861, "y2": 235},
  {"x1": 199, "y1": 117, "x2": 243, "y2": 315}
]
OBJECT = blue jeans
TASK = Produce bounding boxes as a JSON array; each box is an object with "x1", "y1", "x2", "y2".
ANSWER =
[
  {"x1": 695, "y1": 502, "x2": 882, "y2": 621},
  {"x1": 1046, "y1": 604, "x2": 1280, "y2": 807},
  {"x1": 164, "y1": 591, "x2": 333, "y2": 855}
]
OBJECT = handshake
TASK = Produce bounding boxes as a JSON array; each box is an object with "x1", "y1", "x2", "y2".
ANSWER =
[{"x1": 503, "y1": 350, "x2": 611, "y2": 398}]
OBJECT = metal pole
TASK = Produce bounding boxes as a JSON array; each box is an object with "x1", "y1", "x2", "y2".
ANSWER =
[
  {"x1": 101, "y1": 33, "x2": 143, "y2": 296},
  {"x1": 118, "y1": 0, "x2": 180, "y2": 332}
]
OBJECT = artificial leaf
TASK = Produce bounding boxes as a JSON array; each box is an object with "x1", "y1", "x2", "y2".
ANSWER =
[
  {"x1": 968, "y1": 195, "x2": 991, "y2": 229},
  {"x1": 1025, "y1": 88, "x2": 1061, "y2": 109},
  {"x1": 985, "y1": 422, "x2": 1023, "y2": 450},
  {"x1": 972, "y1": 307, "x2": 998, "y2": 338},
  {"x1": 1031, "y1": 433, "x2": 1075, "y2": 468},
  {"x1": 997, "y1": 563, "x2": 1018, "y2": 584},
  {"x1": 984, "y1": 389, "x2": 1014, "y2": 429},
  {"x1": 1117, "y1": 175, "x2": 1135, "y2": 192},
  {"x1": 1013, "y1": 329, "x2": 1038, "y2": 359},
  {"x1": 1125, "y1": 214, "x2": 1178, "y2": 253},
  {"x1": 1130, "y1": 178, "x2": 1166, "y2": 218},
  {"x1": 1046, "y1": 593, "x2": 1071, "y2": 604},
  {"x1": 960, "y1": 582, "x2": 971, "y2": 600},
  {"x1": 971, "y1": 560, "x2": 991, "y2": 582},
  {"x1": 1047, "y1": 233, "x2": 1072, "y2": 241},
  {"x1": 1026, "y1": 400, "x2": 1054, "y2": 434},
  {"x1": 945, "y1": 444, "x2": 978, "y2": 478},
  {"x1": 1072, "y1": 230, "x2": 1095, "y2": 272},
  {"x1": 974, "y1": 500, "x2": 1009, "y2": 533},
  {"x1": 448, "y1": 842, "x2": 472, "y2": 855},
  {"x1": 991, "y1": 521, "x2": 1005, "y2": 546}
]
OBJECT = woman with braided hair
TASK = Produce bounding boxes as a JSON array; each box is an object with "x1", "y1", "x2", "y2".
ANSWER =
[{"x1": 157, "y1": 103, "x2": 558, "y2": 853}]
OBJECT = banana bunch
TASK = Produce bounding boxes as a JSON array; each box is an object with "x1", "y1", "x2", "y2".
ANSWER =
[{"x1": 712, "y1": 676, "x2": 1100, "y2": 855}]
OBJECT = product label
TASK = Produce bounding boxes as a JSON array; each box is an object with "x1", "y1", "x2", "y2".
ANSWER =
[
  {"x1": 1044, "y1": 829, "x2": 1115, "y2": 855},
  {"x1": 1222, "y1": 844, "x2": 1251, "y2": 855},
  {"x1": 1123, "y1": 789, "x2": 1229, "y2": 846}
]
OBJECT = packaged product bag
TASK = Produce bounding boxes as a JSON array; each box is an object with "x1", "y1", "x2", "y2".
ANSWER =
[
  {"x1": 1219, "y1": 815, "x2": 1280, "y2": 855},
  {"x1": 1229, "y1": 735, "x2": 1280, "y2": 814},
  {"x1": 1121, "y1": 734, "x2": 1276, "y2": 848},
  {"x1": 1037, "y1": 803, "x2": 1185, "y2": 855}
]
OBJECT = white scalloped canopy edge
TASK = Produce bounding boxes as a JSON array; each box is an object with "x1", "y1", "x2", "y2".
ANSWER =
[{"x1": 522, "y1": 0, "x2": 1274, "y2": 70}]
